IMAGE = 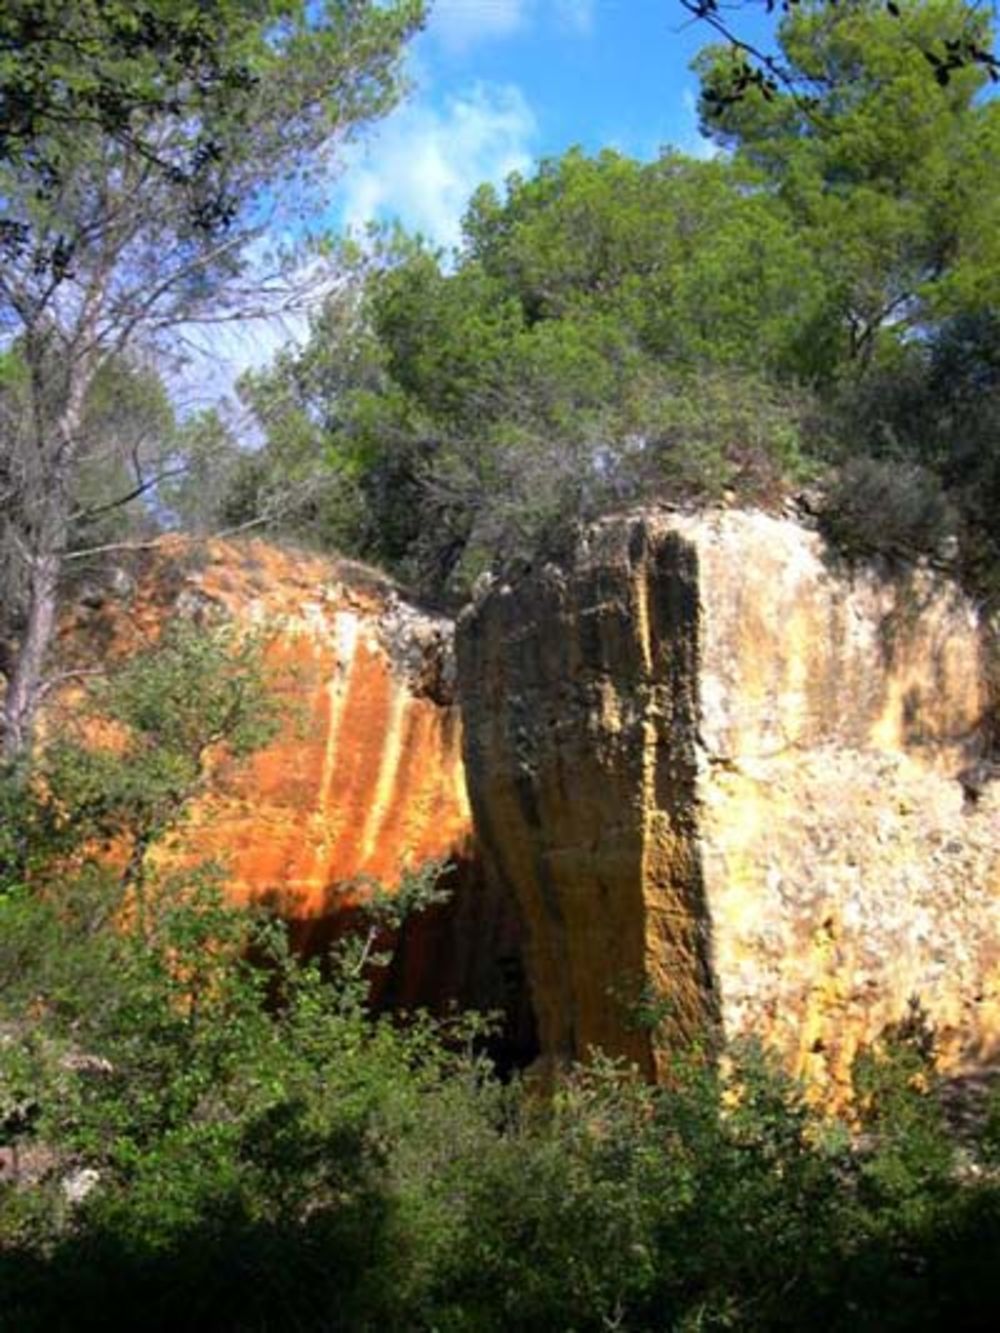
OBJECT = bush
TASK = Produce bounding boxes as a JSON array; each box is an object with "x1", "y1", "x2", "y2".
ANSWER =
[
  {"x1": 625, "y1": 366, "x2": 818, "y2": 506},
  {"x1": 4, "y1": 631, "x2": 1000, "y2": 1331},
  {"x1": 5, "y1": 914, "x2": 1000, "y2": 1332},
  {"x1": 821, "y1": 456, "x2": 959, "y2": 563}
]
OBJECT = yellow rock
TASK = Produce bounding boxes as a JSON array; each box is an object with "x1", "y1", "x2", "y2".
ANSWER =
[{"x1": 458, "y1": 508, "x2": 1000, "y2": 1097}]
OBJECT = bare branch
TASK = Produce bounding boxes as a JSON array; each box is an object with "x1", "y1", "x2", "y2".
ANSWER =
[
  {"x1": 36, "y1": 667, "x2": 108, "y2": 703},
  {"x1": 61, "y1": 514, "x2": 273, "y2": 564},
  {"x1": 66, "y1": 463, "x2": 190, "y2": 527}
]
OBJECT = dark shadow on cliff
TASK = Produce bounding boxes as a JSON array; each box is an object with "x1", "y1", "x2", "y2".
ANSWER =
[
  {"x1": 376, "y1": 853, "x2": 539, "y2": 1076},
  {"x1": 252, "y1": 852, "x2": 539, "y2": 1078},
  {"x1": 816, "y1": 531, "x2": 994, "y2": 770}
]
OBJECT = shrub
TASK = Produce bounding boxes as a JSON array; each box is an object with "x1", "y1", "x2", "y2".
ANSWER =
[
  {"x1": 4, "y1": 632, "x2": 1000, "y2": 1331},
  {"x1": 821, "y1": 456, "x2": 959, "y2": 563}
]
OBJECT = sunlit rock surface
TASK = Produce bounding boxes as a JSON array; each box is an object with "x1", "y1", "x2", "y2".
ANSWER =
[
  {"x1": 60, "y1": 538, "x2": 535, "y2": 1058},
  {"x1": 457, "y1": 508, "x2": 1000, "y2": 1093},
  {"x1": 62, "y1": 537, "x2": 468, "y2": 911}
]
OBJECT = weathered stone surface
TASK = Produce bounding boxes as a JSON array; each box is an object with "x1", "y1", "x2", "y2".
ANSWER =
[
  {"x1": 58, "y1": 538, "x2": 535, "y2": 1056},
  {"x1": 457, "y1": 508, "x2": 1000, "y2": 1092},
  {"x1": 61, "y1": 536, "x2": 471, "y2": 916}
]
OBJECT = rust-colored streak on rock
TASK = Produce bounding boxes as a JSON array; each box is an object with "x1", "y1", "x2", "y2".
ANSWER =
[
  {"x1": 204, "y1": 609, "x2": 468, "y2": 919},
  {"x1": 63, "y1": 537, "x2": 472, "y2": 923},
  {"x1": 459, "y1": 509, "x2": 1000, "y2": 1096},
  {"x1": 53, "y1": 537, "x2": 536, "y2": 1065}
]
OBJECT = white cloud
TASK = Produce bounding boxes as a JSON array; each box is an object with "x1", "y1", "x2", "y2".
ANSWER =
[
  {"x1": 169, "y1": 84, "x2": 536, "y2": 403},
  {"x1": 678, "y1": 87, "x2": 719, "y2": 161},
  {"x1": 428, "y1": 0, "x2": 596, "y2": 51},
  {"x1": 337, "y1": 83, "x2": 537, "y2": 250},
  {"x1": 553, "y1": 0, "x2": 595, "y2": 35},
  {"x1": 431, "y1": 0, "x2": 529, "y2": 52}
]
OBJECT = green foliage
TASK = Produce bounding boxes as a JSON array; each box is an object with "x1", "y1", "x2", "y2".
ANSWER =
[
  {"x1": 0, "y1": 0, "x2": 426, "y2": 770},
  {"x1": 0, "y1": 1, "x2": 425, "y2": 247},
  {"x1": 852, "y1": 999, "x2": 954, "y2": 1205},
  {"x1": 237, "y1": 151, "x2": 825, "y2": 597},
  {"x1": 696, "y1": 0, "x2": 1000, "y2": 365},
  {"x1": 1, "y1": 623, "x2": 280, "y2": 905},
  {"x1": 4, "y1": 719, "x2": 1000, "y2": 1333},
  {"x1": 683, "y1": 0, "x2": 999, "y2": 106},
  {"x1": 818, "y1": 309, "x2": 1000, "y2": 588},
  {"x1": 4, "y1": 5, "x2": 1000, "y2": 1326},
  {"x1": 230, "y1": 4, "x2": 1000, "y2": 599},
  {"x1": 821, "y1": 456, "x2": 958, "y2": 562},
  {"x1": 3, "y1": 908, "x2": 1000, "y2": 1331},
  {"x1": 0, "y1": 624, "x2": 486, "y2": 1329},
  {"x1": 0, "y1": 864, "x2": 481, "y2": 1332},
  {"x1": 624, "y1": 365, "x2": 817, "y2": 503},
  {"x1": 464, "y1": 149, "x2": 828, "y2": 377}
]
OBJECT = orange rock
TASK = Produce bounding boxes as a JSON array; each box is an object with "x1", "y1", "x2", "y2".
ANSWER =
[
  {"x1": 56, "y1": 537, "x2": 538, "y2": 1065},
  {"x1": 62, "y1": 535, "x2": 469, "y2": 916}
]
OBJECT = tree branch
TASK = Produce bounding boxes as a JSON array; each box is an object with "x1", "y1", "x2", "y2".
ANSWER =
[
  {"x1": 36, "y1": 667, "x2": 108, "y2": 703},
  {"x1": 61, "y1": 514, "x2": 273, "y2": 564},
  {"x1": 66, "y1": 463, "x2": 190, "y2": 527}
]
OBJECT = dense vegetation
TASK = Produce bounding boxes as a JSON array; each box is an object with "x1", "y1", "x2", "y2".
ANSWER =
[
  {"x1": 216, "y1": 0, "x2": 1000, "y2": 601},
  {"x1": 3, "y1": 3, "x2": 1000, "y2": 1328},
  {"x1": 2, "y1": 631, "x2": 1000, "y2": 1333},
  {"x1": 0, "y1": 0, "x2": 423, "y2": 762}
]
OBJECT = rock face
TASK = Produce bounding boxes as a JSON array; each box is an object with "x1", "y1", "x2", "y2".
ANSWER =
[
  {"x1": 64, "y1": 537, "x2": 469, "y2": 916},
  {"x1": 457, "y1": 509, "x2": 1000, "y2": 1091},
  {"x1": 62, "y1": 538, "x2": 534, "y2": 1055}
]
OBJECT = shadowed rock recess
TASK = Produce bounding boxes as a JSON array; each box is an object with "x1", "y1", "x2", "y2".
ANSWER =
[
  {"x1": 60, "y1": 519, "x2": 1000, "y2": 1093},
  {"x1": 60, "y1": 537, "x2": 536, "y2": 1064},
  {"x1": 457, "y1": 508, "x2": 1000, "y2": 1093}
]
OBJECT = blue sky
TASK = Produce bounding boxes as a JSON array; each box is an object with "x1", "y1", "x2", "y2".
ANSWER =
[
  {"x1": 190, "y1": 1, "x2": 776, "y2": 403},
  {"x1": 329, "y1": 0, "x2": 763, "y2": 250}
]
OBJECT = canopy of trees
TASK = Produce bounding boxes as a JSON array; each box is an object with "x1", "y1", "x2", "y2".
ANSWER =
[
  {"x1": 680, "y1": 0, "x2": 999, "y2": 100},
  {"x1": 228, "y1": 0, "x2": 999, "y2": 601},
  {"x1": 0, "y1": 0, "x2": 424, "y2": 763}
]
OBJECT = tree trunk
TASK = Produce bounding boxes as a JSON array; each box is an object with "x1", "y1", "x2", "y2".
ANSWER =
[
  {"x1": 1, "y1": 550, "x2": 60, "y2": 766},
  {"x1": 1, "y1": 342, "x2": 91, "y2": 768}
]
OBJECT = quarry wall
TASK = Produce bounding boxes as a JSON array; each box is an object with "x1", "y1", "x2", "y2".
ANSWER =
[{"x1": 457, "y1": 509, "x2": 1000, "y2": 1093}]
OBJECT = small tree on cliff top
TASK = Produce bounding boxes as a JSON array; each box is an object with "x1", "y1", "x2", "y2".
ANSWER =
[{"x1": 0, "y1": 0, "x2": 424, "y2": 766}]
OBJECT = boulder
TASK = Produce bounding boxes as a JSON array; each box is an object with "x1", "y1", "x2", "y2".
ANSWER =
[{"x1": 457, "y1": 508, "x2": 1000, "y2": 1093}]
